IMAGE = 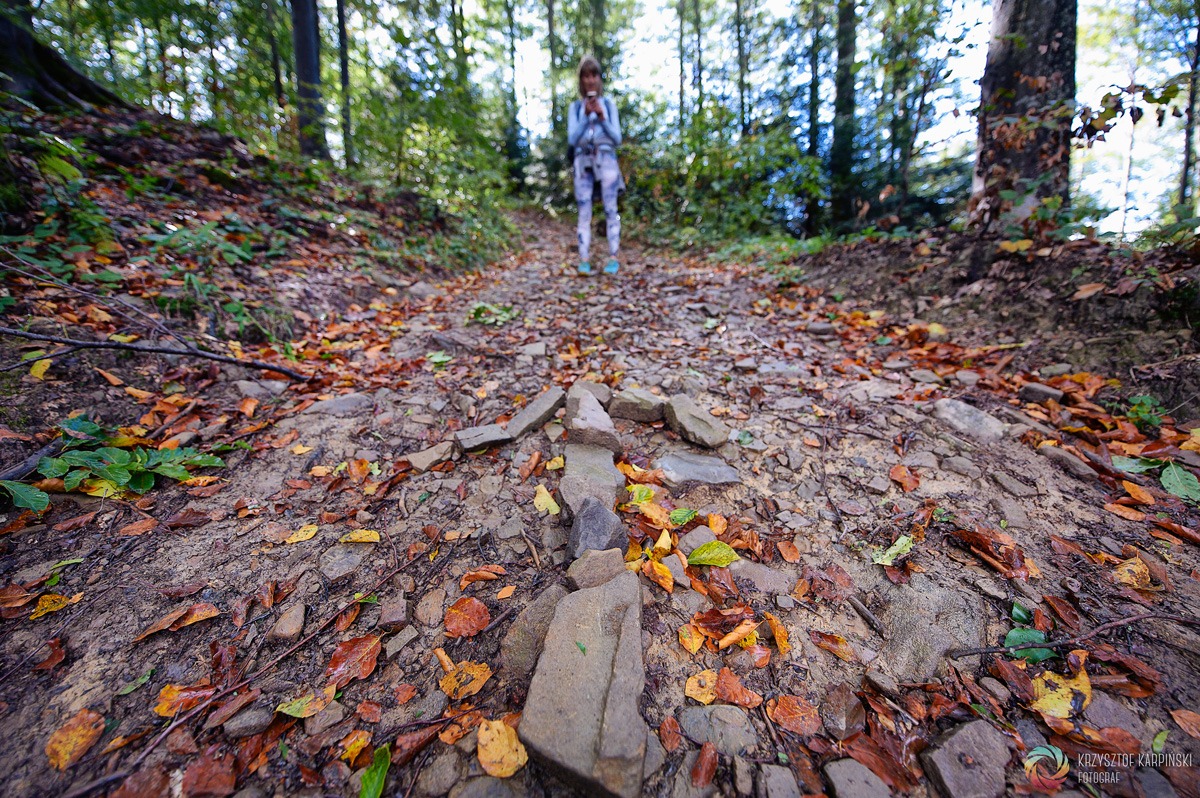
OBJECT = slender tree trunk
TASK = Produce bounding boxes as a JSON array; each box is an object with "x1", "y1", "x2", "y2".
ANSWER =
[
  {"x1": 336, "y1": 0, "x2": 353, "y2": 168},
  {"x1": 830, "y1": 0, "x2": 858, "y2": 227},
  {"x1": 692, "y1": 0, "x2": 703, "y2": 117},
  {"x1": 264, "y1": 0, "x2": 286, "y2": 108},
  {"x1": 971, "y1": 0, "x2": 1077, "y2": 227},
  {"x1": 804, "y1": 0, "x2": 824, "y2": 234},
  {"x1": 155, "y1": 18, "x2": 169, "y2": 115},
  {"x1": 504, "y1": 0, "x2": 524, "y2": 188},
  {"x1": 678, "y1": 0, "x2": 686, "y2": 134},
  {"x1": 1180, "y1": 21, "x2": 1200, "y2": 210},
  {"x1": 290, "y1": 0, "x2": 330, "y2": 159},
  {"x1": 736, "y1": 0, "x2": 747, "y2": 135},
  {"x1": 547, "y1": 0, "x2": 560, "y2": 132},
  {"x1": 103, "y1": 12, "x2": 117, "y2": 85}
]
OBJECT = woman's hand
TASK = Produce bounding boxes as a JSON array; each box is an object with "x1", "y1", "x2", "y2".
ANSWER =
[{"x1": 585, "y1": 97, "x2": 605, "y2": 119}]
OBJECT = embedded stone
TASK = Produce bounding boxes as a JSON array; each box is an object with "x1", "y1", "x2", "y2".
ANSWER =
[
  {"x1": 408, "y1": 441, "x2": 456, "y2": 473},
  {"x1": 655, "y1": 451, "x2": 740, "y2": 490},
  {"x1": 932, "y1": 398, "x2": 1007, "y2": 442},
  {"x1": 567, "y1": 497, "x2": 628, "y2": 560},
  {"x1": 303, "y1": 393, "x2": 373, "y2": 416},
  {"x1": 559, "y1": 444, "x2": 625, "y2": 520},
  {"x1": 566, "y1": 390, "x2": 622, "y2": 454},
  {"x1": 454, "y1": 424, "x2": 513, "y2": 451},
  {"x1": 922, "y1": 720, "x2": 1011, "y2": 798},
  {"x1": 267, "y1": 603, "x2": 306, "y2": 643},
  {"x1": 609, "y1": 388, "x2": 665, "y2": 423},
  {"x1": 665, "y1": 395, "x2": 730, "y2": 449},
  {"x1": 507, "y1": 386, "x2": 566, "y2": 439}
]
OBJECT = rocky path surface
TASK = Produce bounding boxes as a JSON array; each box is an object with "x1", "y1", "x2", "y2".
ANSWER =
[{"x1": 3, "y1": 213, "x2": 1200, "y2": 797}]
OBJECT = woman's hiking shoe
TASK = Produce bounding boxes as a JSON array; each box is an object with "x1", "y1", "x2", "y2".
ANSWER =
[
  {"x1": 603, "y1": 258, "x2": 620, "y2": 275},
  {"x1": 577, "y1": 261, "x2": 593, "y2": 275}
]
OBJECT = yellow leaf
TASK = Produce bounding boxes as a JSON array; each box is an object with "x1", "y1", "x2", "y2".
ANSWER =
[
  {"x1": 653, "y1": 529, "x2": 673, "y2": 553},
  {"x1": 736, "y1": 630, "x2": 759, "y2": 648},
  {"x1": 642, "y1": 559, "x2": 674, "y2": 593},
  {"x1": 1031, "y1": 652, "x2": 1092, "y2": 719},
  {"x1": 45, "y1": 708, "x2": 105, "y2": 770},
  {"x1": 764, "y1": 612, "x2": 791, "y2": 657},
  {"x1": 533, "y1": 485, "x2": 560, "y2": 515},
  {"x1": 30, "y1": 593, "x2": 70, "y2": 620},
  {"x1": 545, "y1": 456, "x2": 565, "y2": 470},
  {"x1": 180, "y1": 475, "x2": 221, "y2": 487},
  {"x1": 477, "y1": 718, "x2": 528, "y2": 778},
  {"x1": 310, "y1": 465, "x2": 332, "y2": 477},
  {"x1": 679, "y1": 623, "x2": 704, "y2": 654},
  {"x1": 685, "y1": 669, "x2": 718, "y2": 705},
  {"x1": 339, "y1": 529, "x2": 380, "y2": 543},
  {"x1": 998, "y1": 239, "x2": 1033, "y2": 253},
  {"x1": 1182, "y1": 429, "x2": 1200, "y2": 453},
  {"x1": 625, "y1": 541, "x2": 644, "y2": 562},
  {"x1": 109, "y1": 333, "x2": 139, "y2": 343},
  {"x1": 1112, "y1": 556, "x2": 1163, "y2": 592},
  {"x1": 30, "y1": 359, "x2": 50, "y2": 380},
  {"x1": 276, "y1": 685, "x2": 337, "y2": 718},
  {"x1": 82, "y1": 478, "x2": 123, "y2": 498},
  {"x1": 291, "y1": 443, "x2": 314, "y2": 455},
  {"x1": 124, "y1": 386, "x2": 155, "y2": 401},
  {"x1": 638, "y1": 501, "x2": 672, "y2": 529},
  {"x1": 339, "y1": 729, "x2": 371, "y2": 763},
  {"x1": 285, "y1": 524, "x2": 319, "y2": 544},
  {"x1": 708, "y1": 514, "x2": 728, "y2": 536}
]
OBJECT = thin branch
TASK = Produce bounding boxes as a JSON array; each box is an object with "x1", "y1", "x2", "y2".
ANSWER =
[
  {"x1": 0, "y1": 326, "x2": 308, "y2": 381},
  {"x1": 0, "y1": 346, "x2": 82, "y2": 372},
  {"x1": 0, "y1": 438, "x2": 63, "y2": 481},
  {"x1": 947, "y1": 612, "x2": 1200, "y2": 658}
]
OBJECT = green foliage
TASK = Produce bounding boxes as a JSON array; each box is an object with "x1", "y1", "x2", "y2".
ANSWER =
[
  {"x1": 0, "y1": 480, "x2": 50, "y2": 513},
  {"x1": 466, "y1": 302, "x2": 519, "y2": 326},
  {"x1": 1126, "y1": 394, "x2": 1166, "y2": 430}
]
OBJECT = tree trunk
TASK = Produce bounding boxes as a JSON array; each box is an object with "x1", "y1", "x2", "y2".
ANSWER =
[
  {"x1": 547, "y1": 0, "x2": 560, "y2": 132},
  {"x1": 336, "y1": 0, "x2": 353, "y2": 168},
  {"x1": 678, "y1": 0, "x2": 686, "y2": 134},
  {"x1": 971, "y1": 0, "x2": 1077, "y2": 227},
  {"x1": 804, "y1": 0, "x2": 824, "y2": 234},
  {"x1": 736, "y1": 0, "x2": 747, "y2": 135},
  {"x1": 0, "y1": 0, "x2": 126, "y2": 109},
  {"x1": 829, "y1": 0, "x2": 858, "y2": 227},
  {"x1": 264, "y1": 0, "x2": 286, "y2": 109},
  {"x1": 1180, "y1": 20, "x2": 1200, "y2": 210},
  {"x1": 290, "y1": 0, "x2": 330, "y2": 159},
  {"x1": 692, "y1": 0, "x2": 703, "y2": 117},
  {"x1": 504, "y1": 0, "x2": 524, "y2": 189}
]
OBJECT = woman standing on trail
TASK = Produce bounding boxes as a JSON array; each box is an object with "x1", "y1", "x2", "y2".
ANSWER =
[{"x1": 568, "y1": 55, "x2": 624, "y2": 275}]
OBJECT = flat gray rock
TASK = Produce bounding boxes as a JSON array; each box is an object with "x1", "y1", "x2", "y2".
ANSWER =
[
  {"x1": 454, "y1": 424, "x2": 513, "y2": 451},
  {"x1": 377, "y1": 596, "x2": 410, "y2": 631},
  {"x1": 499, "y1": 584, "x2": 570, "y2": 681},
  {"x1": 932, "y1": 399, "x2": 1007, "y2": 442},
  {"x1": 567, "y1": 381, "x2": 613, "y2": 417},
  {"x1": 223, "y1": 706, "x2": 275, "y2": 739},
  {"x1": 824, "y1": 758, "x2": 888, "y2": 798},
  {"x1": 760, "y1": 764, "x2": 803, "y2": 798},
  {"x1": 922, "y1": 720, "x2": 1011, "y2": 798},
  {"x1": 234, "y1": 379, "x2": 287, "y2": 400},
  {"x1": 1018, "y1": 382, "x2": 1064, "y2": 404},
  {"x1": 943, "y1": 456, "x2": 981, "y2": 479},
  {"x1": 729, "y1": 558, "x2": 792, "y2": 596},
  {"x1": 609, "y1": 387, "x2": 665, "y2": 422},
  {"x1": 559, "y1": 444, "x2": 625, "y2": 520},
  {"x1": 676, "y1": 705, "x2": 757, "y2": 756},
  {"x1": 449, "y1": 778, "x2": 524, "y2": 798},
  {"x1": 910, "y1": 368, "x2": 944, "y2": 384},
  {"x1": 267, "y1": 603, "x2": 306, "y2": 643},
  {"x1": 303, "y1": 393, "x2": 374, "y2": 416},
  {"x1": 993, "y1": 471, "x2": 1037, "y2": 497},
  {"x1": 878, "y1": 577, "x2": 985, "y2": 682},
  {"x1": 319, "y1": 545, "x2": 366, "y2": 583},
  {"x1": 567, "y1": 548, "x2": 628, "y2": 590},
  {"x1": 567, "y1": 390, "x2": 623, "y2": 454},
  {"x1": 507, "y1": 386, "x2": 566, "y2": 439},
  {"x1": 520, "y1": 572, "x2": 646, "y2": 798},
  {"x1": 1038, "y1": 445, "x2": 1097, "y2": 481},
  {"x1": 567, "y1": 497, "x2": 628, "y2": 560},
  {"x1": 384, "y1": 625, "x2": 419, "y2": 659},
  {"x1": 408, "y1": 441, "x2": 456, "y2": 473},
  {"x1": 665, "y1": 395, "x2": 730, "y2": 449},
  {"x1": 656, "y1": 451, "x2": 740, "y2": 490},
  {"x1": 678, "y1": 527, "x2": 717, "y2": 557},
  {"x1": 1039, "y1": 362, "x2": 1073, "y2": 377}
]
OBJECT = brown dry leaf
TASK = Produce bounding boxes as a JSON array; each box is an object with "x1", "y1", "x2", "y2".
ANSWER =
[
  {"x1": 392, "y1": 727, "x2": 439, "y2": 767},
  {"x1": 445, "y1": 597, "x2": 491, "y2": 638},
  {"x1": 685, "y1": 670, "x2": 718, "y2": 705},
  {"x1": 477, "y1": 718, "x2": 528, "y2": 778},
  {"x1": 1170, "y1": 709, "x2": 1200, "y2": 739},
  {"x1": 497, "y1": 585, "x2": 516, "y2": 600},
  {"x1": 154, "y1": 683, "x2": 217, "y2": 717},
  {"x1": 820, "y1": 683, "x2": 866, "y2": 741},
  {"x1": 460, "y1": 565, "x2": 507, "y2": 590},
  {"x1": 239, "y1": 397, "x2": 259, "y2": 418},
  {"x1": 1103, "y1": 503, "x2": 1147, "y2": 522},
  {"x1": 1112, "y1": 557, "x2": 1163, "y2": 593},
  {"x1": 678, "y1": 623, "x2": 704, "y2": 655},
  {"x1": 181, "y1": 748, "x2": 235, "y2": 798},
  {"x1": 715, "y1": 667, "x2": 763, "y2": 708},
  {"x1": 118, "y1": 518, "x2": 162, "y2": 538},
  {"x1": 325, "y1": 635, "x2": 381, "y2": 689},
  {"x1": 889, "y1": 464, "x2": 920, "y2": 492},
  {"x1": 764, "y1": 612, "x2": 791, "y2": 657},
  {"x1": 53, "y1": 511, "x2": 98, "y2": 532},
  {"x1": 357, "y1": 700, "x2": 383, "y2": 723},
  {"x1": 659, "y1": 717, "x2": 683, "y2": 752},
  {"x1": 394, "y1": 684, "x2": 418, "y2": 705},
  {"x1": 1031, "y1": 650, "x2": 1092, "y2": 720},
  {"x1": 642, "y1": 559, "x2": 674, "y2": 593},
  {"x1": 691, "y1": 742, "x2": 718, "y2": 788},
  {"x1": 776, "y1": 540, "x2": 801, "y2": 563},
  {"x1": 1072, "y1": 282, "x2": 1107, "y2": 300},
  {"x1": 133, "y1": 602, "x2": 220, "y2": 643},
  {"x1": 0, "y1": 584, "x2": 35, "y2": 608},
  {"x1": 203, "y1": 689, "x2": 261, "y2": 730},
  {"x1": 767, "y1": 695, "x2": 821, "y2": 736},
  {"x1": 1122, "y1": 480, "x2": 1155, "y2": 506},
  {"x1": 717, "y1": 618, "x2": 759, "y2": 650},
  {"x1": 33, "y1": 638, "x2": 66, "y2": 671},
  {"x1": 810, "y1": 630, "x2": 857, "y2": 662},
  {"x1": 45, "y1": 708, "x2": 105, "y2": 770},
  {"x1": 1044, "y1": 595, "x2": 1081, "y2": 632}
]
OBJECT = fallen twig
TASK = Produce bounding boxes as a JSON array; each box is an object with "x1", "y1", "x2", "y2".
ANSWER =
[
  {"x1": 0, "y1": 326, "x2": 308, "y2": 381},
  {"x1": 0, "y1": 438, "x2": 63, "y2": 481},
  {"x1": 947, "y1": 612, "x2": 1200, "y2": 658},
  {"x1": 849, "y1": 595, "x2": 887, "y2": 638}
]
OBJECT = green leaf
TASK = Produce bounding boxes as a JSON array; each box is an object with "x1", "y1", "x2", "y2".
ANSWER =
[
  {"x1": 735, "y1": 430, "x2": 754, "y2": 446},
  {"x1": 625, "y1": 484, "x2": 653, "y2": 505},
  {"x1": 669, "y1": 508, "x2": 698, "y2": 527},
  {"x1": 38, "y1": 155, "x2": 82, "y2": 183},
  {"x1": 37, "y1": 457, "x2": 70, "y2": 478},
  {"x1": 687, "y1": 540, "x2": 740, "y2": 567},
  {"x1": 1153, "y1": 730, "x2": 1169, "y2": 754},
  {"x1": 116, "y1": 668, "x2": 154, "y2": 696},
  {"x1": 63, "y1": 469, "x2": 90, "y2": 492},
  {"x1": 1011, "y1": 602, "x2": 1033, "y2": 624},
  {"x1": 575, "y1": 641, "x2": 587, "y2": 655},
  {"x1": 871, "y1": 535, "x2": 913, "y2": 566},
  {"x1": 128, "y1": 471, "x2": 155, "y2": 493},
  {"x1": 1003, "y1": 628, "x2": 1056, "y2": 663},
  {"x1": 50, "y1": 558, "x2": 84, "y2": 570},
  {"x1": 151, "y1": 464, "x2": 190, "y2": 482},
  {"x1": 359, "y1": 744, "x2": 390, "y2": 798},
  {"x1": 1111, "y1": 456, "x2": 1165, "y2": 475},
  {"x1": 1162, "y1": 463, "x2": 1200, "y2": 502},
  {"x1": 0, "y1": 480, "x2": 50, "y2": 513}
]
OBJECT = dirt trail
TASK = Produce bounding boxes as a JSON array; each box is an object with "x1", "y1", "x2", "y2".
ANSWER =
[{"x1": 2, "y1": 212, "x2": 1198, "y2": 798}]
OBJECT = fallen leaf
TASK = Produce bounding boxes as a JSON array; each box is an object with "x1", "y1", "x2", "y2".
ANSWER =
[
  {"x1": 1104, "y1": 503, "x2": 1146, "y2": 522},
  {"x1": 33, "y1": 638, "x2": 66, "y2": 671},
  {"x1": 203, "y1": 689, "x2": 261, "y2": 729},
  {"x1": 45, "y1": 708, "x2": 105, "y2": 770},
  {"x1": 889, "y1": 464, "x2": 919, "y2": 492},
  {"x1": 764, "y1": 612, "x2": 791, "y2": 657},
  {"x1": 339, "y1": 729, "x2": 372, "y2": 763},
  {"x1": 477, "y1": 718, "x2": 528, "y2": 778},
  {"x1": 678, "y1": 623, "x2": 704, "y2": 655},
  {"x1": 29, "y1": 593, "x2": 71, "y2": 620},
  {"x1": 53, "y1": 511, "x2": 98, "y2": 532},
  {"x1": 715, "y1": 667, "x2": 763, "y2": 708},
  {"x1": 357, "y1": 700, "x2": 383, "y2": 723},
  {"x1": 1112, "y1": 557, "x2": 1163, "y2": 593},
  {"x1": 533, "y1": 485, "x2": 560, "y2": 515},
  {"x1": 642, "y1": 559, "x2": 674, "y2": 593},
  {"x1": 392, "y1": 728, "x2": 437, "y2": 767},
  {"x1": 717, "y1": 619, "x2": 760, "y2": 650},
  {"x1": 118, "y1": 517, "x2": 161, "y2": 536},
  {"x1": 685, "y1": 669, "x2": 718, "y2": 705},
  {"x1": 394, "y1": 684, "x2": 418, "y2": 704},
  {"x1": 163, "y1": 508, "x2": 210, "y2": 529},
  {"x1": 325, "y1": 635, "x2": 381, "y2": 688},
  {"x1": 1031, "y1": 650, "x2": 1092, "y2": 719},
  {"x1": 820, "y1": 683, "x2": 866, "y2": 741},
  {"x1": 1122, "y1": 480, "x2": 1155, "y2": 506},
  {"x1": 276, "y1": 684, "x2": 337, "y2": 718},
  {"x1": 133, "y1": 602, "x2": 220, "y2": 642},
  {"x1": 496, "y1": 585, "x2": 516, "y2": 600},
  {"x1": 691, "y1": 742, "x2": 718, "y2": 788},
  {"x1": 438, "y1": 659, "x2": 493, "y2": 700},
  {"x1": 776, "y1": 540, "x2": 801, "y2": 563},
  {"x1": 285, "y1": 524, "x2": 319, "y2": 544},
  {"x1": 810, "y1": 630, "x2": 857, "y2": 662},
  {"x1": 181, "y1": 747, "x2": 234, "y2": 798},
  {"x1": 444, "y1": 597, "x2": 491, "y2": 638},
  {"x1": 1072, "y1": 282, "x2": 1107, "y2": 300},
  {"x1": 1170, "y1": 709, "x2": 1200, "y2": 739},
  {"x1": 461, "y1": 565, "x2": 507, "y2": 590},
  {"x1": 545, "y1": 455, "x2": 565, "y2": 470},
  {"x1": 96, "y1": 368, "x2": 124, "y2": 386},
  {"x1": 687, "y1": 540, "x2": 740, "y2": 567},
  {"x1": 767, "y1": 695, "x2": 820, "y2": 736},
  {"x1": 659, "y1": 717, "x2": 682, "y2": 752},
  {"x1": 339, "y1": 528, "x2": 380, "y2": 543},
  {"x1": 154, "y1": 683, "x2": 217, "y2": 717}
]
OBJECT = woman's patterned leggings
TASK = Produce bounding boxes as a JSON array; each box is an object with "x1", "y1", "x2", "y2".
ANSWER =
[{"x1": 574, "y1": 150, "x2": 621, "y2": 261}]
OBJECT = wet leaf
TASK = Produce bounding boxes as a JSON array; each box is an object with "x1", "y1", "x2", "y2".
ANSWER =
[
  {"x1": 717, "y1": 618, "x2": 760, "y2": 650},
  {"x1": 437, "y1": 655, "x2": 493, "y2": 700},
  {"x1": 820, "y1": 683, "x2": 865, "y2": 741},
  {"x1": 533, "y1": 485, "x2": 560, "y2": 515},
  {"x1": 325, "y1": 635, "x2": 382, "y2": 688},
  {"x1": 357, "y1": 700, "x2": 382, "y2": 723},
  {"x1": 361, "y1": 743, "x2": 391, "y2": 798},
  {"x1": 810, "y1": 630, "x2": 857, "y2": 662},
  {"x1": 460, "y1": 565, "x2": 506, "y2": 590},
  {"x1": 182, "y1": 747, "x2": 235, "y2": 797},
  {"x1": 776, "y1": 540, "x2": 801, "y2": 563},
  {"x1": 888, "y1": 464, "x2": 919, "y2": 492},
  {"x1": 642, "y1": 559, "x2": 674, "y2": 593},
  {"x1": 340, "y1": 729, "x2": 371, "y2": 763},
  {"x1": 872, "y1": 535, "x2": 913, "y2": 566},
  {"x1": 45, "y1": 708, "x2": 105, "y2": 770},
  {"x1": 669, "y1": 508, "x2": 698, "y2": 526},
  {"x1": 33, "y1": 638, "x2": 66, "y2": 671},
  {"x1": 659, "y1": 717, "x2": 683, "y2": 752},
  {"x1": 285, "y1": 524, "x2": 319, "y2": 543},
  {"x1": 477, "y1": 718, "x2": 528, "y2": 778},
  {"x1": 154, "y1": 683, "x2": 217, "y2": 717},
  {"x1": 1170, "y1": 709, "x2": 1200, "y2": 739},
  {"x1": 678, "y1": 623, "x2": 704, "y2": 654},
  {"x1": 685, "y1": 669, "x2": 718, "y2": 705},
  {"x1": 1004, "y1": 628, "x2": 1056, "y2": 663},
  {"x1": 133, "y1": 602, "x2": 220, "y2": 642},
  {"x1": 767, "y1": 695, "x2": 820, "y2": 736},
  {"x1": 1112, "y1": 557, "x2": 1163, "y2": 592},
  {"x1": 626, "y1": 484, "x2": 654, "y2": 505},
  {"x1": 687, "y1": 540, "x2": 740, "y2": 567},
  {"x1": 691, "y1": 742, "x2": 718, "y2": 788},
  {"x1": 715, "y1": 667, "x2": 762, "y2": 708},
  {"x1": 1162, "y1": 463, "x2": 1200, "y2": 502},
  {"x1": 277, "y1": 685, "x2": 336, "y2": 718},
  {"x1": 203, "y1": 689, "x2": 261, "y2": 729},
  {"x1": 1031, "y1": 650, "x2": 1092, "y2": 719},
  {"x1": 764, "y1": 612, "x2": 791, "y2": 657},
  {"x1": 444, "y1": 597, "x2": 491, "y2": 638},
  {"x1": 394, "y1": 684, "x2": 418, "y2": 704},
  {"x1": 340, "y1": 528, "x2": 380, "y2": 543}
]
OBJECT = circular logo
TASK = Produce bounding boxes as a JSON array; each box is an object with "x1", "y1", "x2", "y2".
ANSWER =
[{"x1": 1025, "y1": 744, "x2": 1069, "y2": 791}]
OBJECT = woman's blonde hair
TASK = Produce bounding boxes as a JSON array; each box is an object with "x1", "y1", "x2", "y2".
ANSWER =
[{"x1": 577, "y1": 55, "x2": 602, "y2": 97}]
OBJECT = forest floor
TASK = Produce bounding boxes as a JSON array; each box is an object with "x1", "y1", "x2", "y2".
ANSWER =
[{"x1": 2, "y1": 111, "x2": 1200, "y2": 798}]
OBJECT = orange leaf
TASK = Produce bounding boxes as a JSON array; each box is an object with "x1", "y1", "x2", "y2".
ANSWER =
[
  {"x1": 776, "y1": 540, "x2": 801, "y2": 563},
  {"x1": 715, "y1": 667, "x2": 762, "y2": 708},
  {"x1": 496, "y1": 585, "x2": 516, "y2": 600},
  {"x1": 685, "y1": 670, "x2": 718, "y2": 705},
  {"x1": 154, "y1": 683, "x2": 217, "y2": 717},
  {"x1": 767, "y1": 695, "x2": 821, "y2": 736},
  {"x1": 460, "y1": 565, "x2": 506, "y2": 591},
  {"x1": 678, "y1": 623, "x2": 704, "y2": 655},
  {"x1": 810, "y1": 630, "x2": 857, "y2": 662},
  {"x1": 118, "y1": 517, "x2": 161, "y2": 536},
  {"x1": 717, "y1": 618, "x2": 759, "y2": 650},
  {"x1": 659, "y1": 717, "x2": 683, "y2": 752},
  {"x1": 691, "y1": 742, "x2": 718, "y2": 788},
  {"x1": 324, "y1": 635, "x2": 381, "y2": 688},
  {"x1": 357, "y1": 701, "x2": 382, "y2": 723},
  {"x1": 1171, "y1": 709, "x2": 1200, "y2": 739},
  {"x1": 45, "y1": 708, "x2": 105, "y2": 770},
  {"x1": 133, "y1": 602, "x2": 220, "y2": 642},
  {"x1": 764, "y1": 612, "x2": 791, "y2": 657},
  {"x1": 1121, "y1": 480, "x2": 1155, "y2": 506},
  {"x1": 642, "y1": 559, "x2": 674, "y2": 593},
  {"x1": 1104, "y1": 503, "x2": 1146, "y2": 522},
  {"x1": 95, "y1": 368, "x2": 124, "y2": 386},
  {"x1": 889, "y1": 464, "x2": 919, "y2": 492},
  {"x1": 438, "y1": 660, "x2": 493, "y2": 700},
  {"x1": 444, "y1": 597, "x2": 491, "y2": 638},
  {"x1": 239, "y1": 397, "x2": 259, "y2": 418},
  {"x1": 707, "y1": 514, "x2": 728, "y2": 536},
  {"x1": 394, "y1": 684, "x2": 418, "y2": 705}
]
